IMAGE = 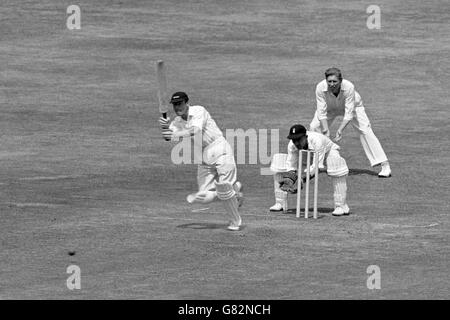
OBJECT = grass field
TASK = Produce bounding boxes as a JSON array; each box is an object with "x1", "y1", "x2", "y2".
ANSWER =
[{"x1": 0, "y1": 0, "x2": 449, "y2": 299}]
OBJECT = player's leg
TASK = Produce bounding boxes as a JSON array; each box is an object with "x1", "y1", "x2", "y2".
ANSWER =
[
  {"x1": 215, "y1": 152, "x2": 242, "y2": 231},
  {"x1": 326, "y1": 149, "x2": 350, "y2": 216},
  {"x1": 309, "y1": 111, "x2": 332, "y2": 170},
  {"x1": 215, "y1": 181, "x2": 241, "y2": 231},
  {"x1": 187, "y1": 162, "x2": 242, "y2": 207},
  {"x1": 202, "y1": 138, "x2": 243, "y2": 206},
  {"x1": 269, "y1": 153, "x2": 288, "y2": 211},
  {"x1": 233, "y1": 180, "x2": 244, "y2": 207},
  {"x1": 352, "y1": 105, "x2": 391, "y2": 177},
  {"x1": 186, "y1": 165, "x2": 217, "y2": 204}
]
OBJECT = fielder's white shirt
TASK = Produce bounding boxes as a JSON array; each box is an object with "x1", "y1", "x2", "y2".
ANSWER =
[
  {"x1": 286, "y1": 131, "x2": 339, "y2": 171},
  {"x1": 169, "y1": 105, "x2": 224, "y2": 149},
  {"x1": 316, "y1": 79, "x2": 363, "y2": 121}
]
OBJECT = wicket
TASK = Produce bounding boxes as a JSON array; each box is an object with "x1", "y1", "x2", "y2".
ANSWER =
[{"x1": 296, "y1": 150, "x2": 319, "y2": 219}]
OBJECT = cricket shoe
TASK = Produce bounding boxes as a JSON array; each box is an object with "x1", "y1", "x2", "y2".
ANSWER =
[
  {"x1": 332, "y1": 204, "x2": 350, "y2": 216},
  {"x1": 378, "y1": 162, "x2": 392, "y2": 178},
  {"x1": 227, "y1": 217, "x2": 242, "y2": 231},
  {"x1": 186, "y1": 191, "x2": 216, "y2": 204},
  {"x1": 269, "y1": 203, "x2": 284, "y2": 212},
  {"x1": 234, "y1": 181, "x2": 244, "y2": 207}
]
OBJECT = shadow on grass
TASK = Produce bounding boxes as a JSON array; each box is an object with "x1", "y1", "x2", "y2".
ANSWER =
[
  {"x1": 177, "y1": 222, "x2": 226, "y2": 230},
  {"x1": 268, "y1": 207, "x2": 334, "y2": 219},
  {"x1": 283, "y1": 207, "x2": 334, "y2": 214},
  {"x1": 348, "y1": 168, "x2": 378, "y2": 176}
]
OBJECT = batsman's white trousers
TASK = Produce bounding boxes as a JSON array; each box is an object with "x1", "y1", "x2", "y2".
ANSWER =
[
  {"x1": 197, "y1": 137, "x2": 237, "y2": 193},
  {"x1": 309, "y1": 106, "x2": 388, "y2": 167}
]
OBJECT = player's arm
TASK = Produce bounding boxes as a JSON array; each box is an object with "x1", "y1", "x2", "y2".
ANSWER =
[
  {"x1": 161, "y1": 108, "x2": 205, "y2": 141},
  {"x1": 299, "y1": 138, "x2": 324, "y2": 179},
  {"x1": 171, "y1": 108, "x2": 205, "y2": 140},
  {"x1": 162, "y1": 124, "x2": 201, "y2": 142},
  {"x1": 316, "y1": 88, "x2": 330, "y2": 137},
  {"x1": 285, "y1": 141, "x2": 299, "y2": 171},
  {"x1": 310, "y1": 139, "x2": 326, "y2": 171},
  {"x1": 172, "y1": 126, "x2": 201, "y2": 140},
  {"x1": 335, "y1": 85, "x2": 355, "y2": 141}
]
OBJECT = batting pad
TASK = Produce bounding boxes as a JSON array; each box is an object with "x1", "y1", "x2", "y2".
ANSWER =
[
  {"x1": 270, "y1": 153, "x2": 288, "y2": 173},
  {"x1": 273, "y1": 173, "x2": 284, "y2": 189},
  {"x1": 326, "y1": 151, "x2": 349, "y2": 177},
  {"x1": 275, "y1": 190, "x2": 288, "y2": 211},
  {"x1": 215, "y1": 182, "x2": 241, "y2": 224},
  {"x1": 332, "y1": 176, "x2": 347, "y2": 208}
]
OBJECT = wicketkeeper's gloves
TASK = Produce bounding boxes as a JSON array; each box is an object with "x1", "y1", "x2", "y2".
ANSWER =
[{"x1": 279, "y1": 170, "x2": 300, "y2": 194}]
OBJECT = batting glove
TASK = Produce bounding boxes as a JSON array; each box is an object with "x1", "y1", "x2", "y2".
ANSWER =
[
  {"x1": 161, "y1": 129, "x2": 173, "y2": 141},
  {"x1": 158, "y1": 116, "x2": 170, "y2": 130}
]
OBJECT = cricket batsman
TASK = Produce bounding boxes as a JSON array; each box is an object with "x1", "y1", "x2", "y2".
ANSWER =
[
  {"x1": 158, "y1": 92, "x2": 243, "y2": 231},
  {"x1": 310, "y1": 67, "x2": 391, "y2": 178},
  {"x1": 269, "y1": 124, "x2": 350, "y2": 216}
]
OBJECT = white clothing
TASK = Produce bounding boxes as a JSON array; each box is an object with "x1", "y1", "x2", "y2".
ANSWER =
[
  {"x1": 285, "y1": 131, "x2": 340, "y2": 172},
  {"x1": 169, "y1": 105, "x2": 223, "y2": 149},
  {"x1": 311, "y1": 79, "x2": 389, "y2": 166},
  {"x1": 169, "y1": 105, "x2": 237, "y2": 192}
]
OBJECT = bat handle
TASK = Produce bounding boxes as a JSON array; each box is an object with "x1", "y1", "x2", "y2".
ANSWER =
[{"x1": 162, "y1": 112, "x2": 167, "y2": 119}]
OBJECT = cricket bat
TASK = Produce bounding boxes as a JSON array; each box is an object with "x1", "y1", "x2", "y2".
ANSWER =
[{"x1": 156, "y1": 60, "x2": 168, "y2": 119}]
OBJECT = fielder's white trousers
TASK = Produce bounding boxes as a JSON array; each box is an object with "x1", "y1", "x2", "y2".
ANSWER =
[
  {"x1": 197, "y1": 137, "x2": 237, "y2": 192},
  {"x1": 309, "y1": 107, "x2": 388, "y2": 167}
]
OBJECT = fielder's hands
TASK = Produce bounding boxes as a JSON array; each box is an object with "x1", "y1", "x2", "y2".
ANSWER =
[{"x1": 334, "y1": 129, "x2": 343, "y2": 142}]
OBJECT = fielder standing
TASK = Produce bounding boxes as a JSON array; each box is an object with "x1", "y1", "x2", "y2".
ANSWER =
[
  {"x1": 270, "y1": 124, "x2": 350, "y2": 216},
  {"x1": 309, "y1": 67, "x2": 392, "y2": 177},
  {"x1": 158, "y1": 92, "x2": 243, "y2": 231}
]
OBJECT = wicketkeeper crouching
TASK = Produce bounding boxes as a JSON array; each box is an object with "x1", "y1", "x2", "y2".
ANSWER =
[{"x1": 269, "y1": 124, "x2": 350, "y2": 216}]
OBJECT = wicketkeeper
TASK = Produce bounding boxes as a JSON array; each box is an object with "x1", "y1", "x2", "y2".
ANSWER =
[
  {"x1": 269, "y1": 124, "x2": 350, "y2": 216},
  {"x1": 158, "y1": 92, "x2": 243, "y2": 231}
]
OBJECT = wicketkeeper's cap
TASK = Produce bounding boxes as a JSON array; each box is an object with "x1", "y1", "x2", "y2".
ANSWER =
[
  {"x1": 287, "y1": 124, "x2": 307, "y2": 140},
  {"x1": 170, "y1": 92, "x2": 189, "y2": 103}
]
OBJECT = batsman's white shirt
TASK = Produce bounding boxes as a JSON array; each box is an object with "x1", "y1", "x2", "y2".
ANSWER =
[
  {"x1": 169, "y1": 105, "x2": 223, "y2": 149},
  {"x1": 285, "y1": 131, "x2": 339, "y2": 171},
  {"x1": 316, "y1": 79, "x2": 363, "y2": 121},
  {"x1": 169, "y1": 105, "x2": 236, "y2": 191}
]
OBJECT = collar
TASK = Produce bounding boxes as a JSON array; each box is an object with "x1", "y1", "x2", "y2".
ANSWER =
[{"x1": 180, "y1": 105, "x2": 190, "y2": 121}]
